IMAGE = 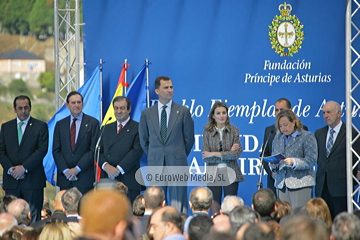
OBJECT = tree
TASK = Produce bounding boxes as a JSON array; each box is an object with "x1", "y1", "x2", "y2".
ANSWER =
[
  {"x1": 28, "y1": 0, "x2": 54, "y2": 36},
  {"x1": 38, "y1": 71, "x2": 55, "y2": 92},
  {"x1": 2, "y1": 0, "x2": 35, "y2": 34},
  {"x1": 8, "y1": 79, "x2": 33, "y2": 97}
]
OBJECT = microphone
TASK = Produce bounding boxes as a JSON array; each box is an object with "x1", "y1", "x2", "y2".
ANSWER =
[
  {"x1": 94, "y1": 117, "x2": 112, "y2": 186},
  {"x1": 257, "y1": 129, "x2": 275, "y2": 190}
]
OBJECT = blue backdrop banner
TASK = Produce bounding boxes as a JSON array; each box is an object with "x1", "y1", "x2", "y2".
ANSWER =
[{"x1": 82, "y1": 0, "x2": 359, "y2": 206}]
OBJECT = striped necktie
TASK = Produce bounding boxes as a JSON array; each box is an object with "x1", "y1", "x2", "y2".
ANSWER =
[
  {"x1": 326, "y1": 128, "x2": 335, "y2": 157},
  {"x1": 160, "y1": 106, "x2": 167, "y2": 143}
]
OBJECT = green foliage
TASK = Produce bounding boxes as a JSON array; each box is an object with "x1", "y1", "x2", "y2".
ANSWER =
[
  {"x1": 2, "y1": 0, "x2": 36, "y2": 34},
  {"x1": 31, "y1": 103, "x2": 55, "y2": 122},
  {"x1": 28, "y1": 0, "x2": 54, "y2": 36},
  {"x1": 8, "y1": 79, "x2": 33, "y2": 97},
  {"x1": 0, "y1": 85, "x2": 7, "y2": 96},
  {"x1": 38, "y1": 70, "x2": 55, "y2": 92}
]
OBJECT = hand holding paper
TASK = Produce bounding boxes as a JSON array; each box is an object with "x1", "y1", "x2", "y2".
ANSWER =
[{"x1": 263, "y1": 153, "x2": 285, "y2": 164}]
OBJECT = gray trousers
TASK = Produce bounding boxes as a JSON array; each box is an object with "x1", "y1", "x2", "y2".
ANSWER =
[{"x1": 277, "y1": 186, "x2": 312, "y2": 208}]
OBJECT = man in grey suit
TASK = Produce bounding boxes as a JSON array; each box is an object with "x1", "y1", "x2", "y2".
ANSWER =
[
  {"x1": 139, "y1": 76, "x2": 195, "y2": 213},
  {"x1": 315, "y1": 101, "x2": 360, "y2": 219}
]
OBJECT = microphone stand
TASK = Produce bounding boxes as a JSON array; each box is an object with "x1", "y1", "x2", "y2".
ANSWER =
[
  {"x1": 94, "y1": 117, "x2": 112, "y2": 187},
  {"x1": 257, "y1": 130, "x2": 274, "y2": 190}
]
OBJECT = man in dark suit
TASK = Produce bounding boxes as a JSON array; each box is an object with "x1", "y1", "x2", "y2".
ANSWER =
[
  {"x1": 99, "y1": 96, "x2": 143, "y2": 203},
  {"x1": 139, "y1": 76, "x2": 195, "y2": 213},
  {"x1": 53, "y1": 91, "x2": 99, "y2": 195},
  {"x1": 139, "y1": 186, "x2": 166, "y2": 236},
  {"x1": 315, "y1": 101, "x2": 360, "y2": 219},
  {"x1": 261, "y1": 98, "x2": 308, "y2": 196},
  {"x1": 0, "y1": 95, "x2": 48, "y2": 223},
  {"x1": 31, "y1": 190, "x2": 67, "y2": 229}
]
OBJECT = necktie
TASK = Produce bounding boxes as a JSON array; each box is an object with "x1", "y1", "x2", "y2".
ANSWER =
[
  {"x1": 160, "y1": 105, "x2": 167, "y2": 143},
  {"x1": 70, "y1": 118, "x2": 77, "y2": 151},
  {"x1": 326, "y1": 128, "x2": 335, "y2": 157},
  {"x1": 17, "y1": 122, "x2": 24, "y2": 145},
  {"x1": 118, "y1": 123, "x2": 123, "y2": 133}
]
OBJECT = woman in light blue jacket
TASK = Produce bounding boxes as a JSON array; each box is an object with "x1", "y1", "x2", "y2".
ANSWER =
[{"x1": 269, "y1": 109, "x2": 317, "y2": 208}]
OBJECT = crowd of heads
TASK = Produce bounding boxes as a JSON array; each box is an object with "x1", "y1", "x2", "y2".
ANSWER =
[{"x1": 0, "y1": 184, "x2": 358, "y2": 240}]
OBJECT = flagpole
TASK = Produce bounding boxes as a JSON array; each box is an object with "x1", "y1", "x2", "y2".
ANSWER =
[
  {"x1": 124, "y1": 59, "x2": 128, "y2": 95},
  {"x1": 99, "y1": 59, "x2": 103, "y2": 121},
  {"x1": 145, "y1": 58, "x2": 150, "y2": 108}
]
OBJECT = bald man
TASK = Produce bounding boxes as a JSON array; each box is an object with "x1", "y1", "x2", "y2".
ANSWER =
[
  {"x1": 315, "y1": 101, "x2": 360, "y2": 219},
  {"x1": 184, "y1": 187, "x2": 212, "y2": 234},
  {"x1": 7, "y1": 199, "x2": 31, "y2": 227},
  {"x1": 0, "y1": 213, "x2": 17, "y2": 236},
  {"x1": 149, "y1": 206, "x2": 185, "y2": 240},
  {"x1": 79, "y1": 189, "x2": 130, "y2": 240},
  {"x1": 31, "y1": 190, "x2": 67, "y2": 229}
]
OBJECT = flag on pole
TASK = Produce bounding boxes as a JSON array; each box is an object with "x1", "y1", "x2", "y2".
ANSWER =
[
  {"x1": 125, "y1": 62, "x2": 149, "y2": 172},
  {"x1": 101, "y1": 63, "x2": 129, "y2": 126},
  {"x1": 43, "y1": 66, "x2": 101, "y2": 185},
  {"x1": 125, "y1": 64, "x2": 147, "y2": 122}
]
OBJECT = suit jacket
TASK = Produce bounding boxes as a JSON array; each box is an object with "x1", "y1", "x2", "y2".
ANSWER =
[
  {"x1": 261, "y1": 124, "x2": 309, "y2": 176},
  {"x1": 270, "y1": 130, "x2": 317, "y2": 189},
  {"x1": 99, "y1": 119, "x2": 143, "y2": 191},
  {"x1": 0, "y1": 117, "x2": 48, "y2": 190},
  {"x1": 53, "y1": 113, "x2": 99, "y2": 188},
  {"x1": 139, "y1": 101, "x2": 194, "y2": 169},
  {"x1": 202, "y1": 126, "x2": 245, "y2": 183},
  {"x1": 31, "y1": 210, "x2": 67, "y2": 229},
  {"x1": 315, "y1": 123, "x2": 360, "y2": 197}
]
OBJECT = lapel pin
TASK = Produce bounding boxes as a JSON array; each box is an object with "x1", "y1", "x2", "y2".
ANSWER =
[
  {"x1": 177, "y1": 111, "x2": 179, "y2": 113},
  {"x1": 86, "y1": 124, "x2": 88, "y2": 127},
  {"x1": 29, "y1": 123, "x2": 32, "y2": 126},
  {"x1": 127, "y1": 129, "x2": 129, "y2": 132}
]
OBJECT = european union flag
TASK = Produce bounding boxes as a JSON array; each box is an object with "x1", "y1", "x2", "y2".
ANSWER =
[{"x1": 125, "y1": 64, "x2": 148, "y2": 122}]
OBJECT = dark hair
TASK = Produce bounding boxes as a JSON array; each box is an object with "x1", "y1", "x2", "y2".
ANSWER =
[
  {"x1": 252, "y1": 188, "x2": 276, "y2": 217},
  {"x1": 188, "y1": 215, "x2": 213, "y2": 240},
  {"x1": 276, "y1": 109, "x2": 303, "y2": 132},
  {"x1": 61, "y1": 187, "x2": 82, "y2": 214},
  {"x1": 276, "y1": 98, "x2": 291, "y2": 109},
  {"x1": 112, "y1": 96, "x2": 131, "y2": 109},
  {"x1": 154, "y1": 76, "x2": 170, "y2": 89},
  {"x1": 115, "y1": 182, "x2": 128, "y2": 195},
  {"x1": 132, "y1": 194, "x2": 145, "y2": 217},
  {"x1": 1, "y1": 226, "x2": 23, "y2": 240},
  {"x1": 144, "y1": 186, "x2": 165, "y2": 209},
  {"x1": 13, "y1": 95, "x2": 31, "y2": 108},
  {"x1": 204, "y1": 101, "x2": 231, "y2": 131},
  {"x1": 161, "y1": 209, "x2": 183, "y2": 232},
  {"x1": 189, "y1": 187, "x2": 213, "y2": 211},
  {"x1": 66, "y1": 91, "x2": 83, "y2": 103},
  {"x1": 281, "y1": 216, "x2": 329, "y2": 240},
  {"x1": 271, "y1": 200, "x2": 292, "y2": 223},
  {"x1": 42, "y1": 208, "x2": 52, "y2": 219},
  {"x1": 243, "y1": 222, "x2": 276, "y2": 240},
  {"x1": 0, "y1": 195, "x2": 18, "y2": 213}
]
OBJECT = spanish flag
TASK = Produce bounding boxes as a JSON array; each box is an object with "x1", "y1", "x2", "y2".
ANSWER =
[{"x1": 101, "y1": 63, "x2": 130, "y2": 127}]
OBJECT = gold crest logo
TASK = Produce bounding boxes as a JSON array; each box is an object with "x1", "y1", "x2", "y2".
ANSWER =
[{"x1": 269, "y1": 2, "x2": 304, "y2": 56}]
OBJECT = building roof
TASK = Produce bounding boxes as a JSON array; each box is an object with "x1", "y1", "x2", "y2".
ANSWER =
[{"x1": 0, "y1": 49, "x2": 43, "y2": 60}]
